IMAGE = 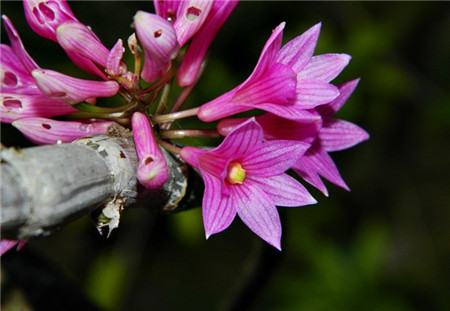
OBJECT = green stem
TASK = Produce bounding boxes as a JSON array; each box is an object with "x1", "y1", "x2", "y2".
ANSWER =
[
  {"x1": 160, "y1": 129, "x2": 220, "y2": 139},
  {"x1": 152, "y1": 107, "x2": 199, "y2": 124},
  {"x1": 154, "y1": 84, "x2": 171, "y2": 115},
  {"x1": 158, "y1": 139, "x2": 181, "y2": 155}
]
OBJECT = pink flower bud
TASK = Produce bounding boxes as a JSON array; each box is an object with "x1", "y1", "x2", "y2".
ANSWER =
[
  {"x1": 23, "y1": 0, "x2": 78, "y2": 42},
  {"x1": 131, "y1": 112, "x2": 169, "y2": 189},
  {"x1": 173, "y1": 0, "x2": 213, "y2": 47},
  {"x1": 177, "y1": 0, "x2": 238, "y2": 86},
  {"x1": 0, "y1": 93, "x2": 76, "y2": 123},
  {"x1": 32, "y1": 69, "x2": 119, "y2": 104},
  {"x1": 106, "y1": 39, "x2": 126, "y2": 76},
  {"x1": 56, "y1": 22, "x2": 109, "y2": 78},
  {"x1": 12, "y1": 117, "x2": 114, "y2": 144},
  {"x1": 134, "y1": 11, "x2": 179, "y2": 82}
]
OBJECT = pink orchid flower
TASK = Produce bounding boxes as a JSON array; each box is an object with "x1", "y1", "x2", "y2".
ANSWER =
[
  {"x1": 180, "y1": 119, "x2": 316, "y2": 250},
  {"x1": 197, "y1": 22, "x2": 350, "y2": 122}
]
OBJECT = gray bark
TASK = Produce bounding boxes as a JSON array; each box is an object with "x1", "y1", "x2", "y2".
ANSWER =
[{"x1": 0, "y1": 135, "x2": 187, "y2": 240}]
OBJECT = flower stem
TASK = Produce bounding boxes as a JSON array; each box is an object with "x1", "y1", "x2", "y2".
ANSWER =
[
  {"x1": 160, "y1": 129, "x2": 220, "y2": 139},
  {"x1": 139, "y1": 69, "x2": 174, "y2": 95},
  {"x1": 158, "y1": 139, "x2": 181, "y2": 155},
  {"x1": 154, "y1": 83, "x2": 171, "y2": 115},
  {"x1": 152, "y1": 107, "x2": 199, "y2": 124},
  {"x1": 171, "y1": 85, "x2": 194, "y2": 113}
]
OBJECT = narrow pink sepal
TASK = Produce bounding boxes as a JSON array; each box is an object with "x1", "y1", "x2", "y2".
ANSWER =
[
  {"x1": 293, "y1": 160, "x2": 329, "y2": 196},
  {"x1": 23, "y1": 0, "x2": 78, "y2": 42},
  {"x1": 317, "y1": 79, "x2": 360, "y2": 116},
  {"x1": 233, "y1": 183, "x2": 282, "y2": 250},
  {"x1": 132, "y1": 112, "x2": 169, "y2": 189},
  {"x1": 202, "y1": 173, "x2": 237, "y2": 238},
  {"x1": 177, "y1": 0, "x2": 238, "y2": 86},
  {"x1": 0, "y1": 93, "x2": 76, "y2": 123},
  {"x1": 134, "y1": 11, "x2": 179, "y2": 82},
  {"x1": 2, "y1": 15, "x2": 39, "y2": 73},
  {"x1": 320, "y1": 119, "x2": 369, "y2": 152},
  {"x1": 173, "y1": 0, "x2": 213, "y2": 46},
  {"x1": 32, "y1": 69, "x2": 119, "y2": 104},
  {"x1": 249, "y1": 174, "x2": 316, "y2": 207},
  {"x1": 56, "y1": 22, "x2": 109, "y2": 74},
  {"x1": 154, "y1": 0, "x2": 181, "y2": 21},
  {"x1": 276, "y1": 22, "x2": 321, "y2": 73},
  {"x1": 298, "y1": 53, "x2": 351, "y2": 82},
  {"x1": 295, "y1": 80, "x2": 339, "y2": 108},
  {"x1": 106, "y1": 39, "x2": 126, "y2": 76},
  {"x1": 243, "y1": 140, "x2": 309, "y2": 177},
  {"x1": 12, "y1": 117, "x2": 114, "y2": 144}
]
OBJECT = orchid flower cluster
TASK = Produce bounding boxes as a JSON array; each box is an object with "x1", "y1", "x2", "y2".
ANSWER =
[{"x1": 0, "y1": 0, "x2": 368, "y2": 253}]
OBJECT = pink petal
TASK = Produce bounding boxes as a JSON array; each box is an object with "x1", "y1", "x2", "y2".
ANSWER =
[
  {"x1": 317, "y1": 79, "x2": 360, "y2": 116},
  {"x1": 32, "y1": 69, "x2": 119, "y2": 104},
  {"x1": 0, "y1": 93, "x2": 76, "y2": 123},
  {"x1": 201, "y1": 173, "x2": 237, "y2": 238},
  {"x1": 180, "y1": 146, "x2": 208, "y2": 169},
  {"x1": 294, "y1": 145, "x2": 349, "y2": 193},
  {"x1": 2, "y1": 15, "x2": 39, "y2": 73},
  {"x1": 298, "y1": 53, "x2": 351, "y2": 82},
  {"x1": 217, "y1": 117, "x2": 247, "y2": 137},
  {"x1": 233, "y1": 183, "x2": 281, "y2": 250},
  {"x1": 153, "y1": 0, "x2": 181, "y2": 21},
  {"x1": 293, "y1": 159, "x2": 329, "y2": 196},
  {"x1": 249, "y1": 174, "x2": 316, "y2": 207},
  {"x1": 256, "y1": 113, "x2": 321, "y2": 141},
  {"x1": 212, "y1": 118, "x2": 264, "y2": 159},
  {"x1": 106, "y1": 39, "x2": 126, "y2": 76},
  {"x1": 255, "y1": 102, "x2": 321, "y2": 121},
  {"x1": 276, "y1": 23, "x2": 321, "y2": 73},
  {"x1": 173, "y1": 0, "x2": 213, "y2": 46},
  {"x1": 243, "y1": 140, "x2": 309, "y2": 177},
  {"x1": 64, "y1": 49, "x2": 107, "y2": 79},
  {"x1": 12, "y1": 117, "x2": 114, "y2": 144},
  {"x1": 295, "y1": 80, "x2": 339, "y2": 108},
  {"x1": 23, "y1": 0, "x2": 78, "y2": 42},
  {"x1": 320, "y1": 119, "x2": 369, "y2": 152},
  {"x1": 177, "y1": 0, "x2": 238, "y2": 86},
  {"x1": 0, "y1": 240, "x2": 18, "y2": 256}
]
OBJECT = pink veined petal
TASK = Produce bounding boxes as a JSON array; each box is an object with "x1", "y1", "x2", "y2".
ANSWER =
[
  {"x1": 233, "y1": 182, "x2": 282, "y2": 250},
  {"x1": 131, "y1": 112, "x2": 161, "y2": 159},
  {"x1": 2, "y1": 15, "x2": 39, "y2": 73},
  {"x1": 242, "y1": 140, "x2": 309, "y2": 177},
  {"x1": 106, "y1": 39, "x2": 126, "y2": 76},
  {"x1": 212, "y1": 118, "x2": 264, "y2": 160},
  {"x1": 12, "y1": 118, "x2": 114, "y2": 144},
  {"x1": 0, "y1": 45, "x2": 37, "y2": 86},
  {"x1": 295, "y1": 145, "x2": 349, "y2": 192},
  {"x1": 298, "y1": 53, "x2": 351, "y2": 82},
  {"x1": 249, "y1": 174, "x2": 317, "y2": 207},
  {"x1": 173, "y1": 0, "x2": 213, "y2": 47},
  {"x1": 180, "y1": 146, "x2": 208, "y2": 170},
  {"x1": 201, "y1": 173, "x2": 237, "y2": 238},
  {"x1": 293, "y1": 158, "x2": 329, "y2": 196},
  {"x1": 177, "y1": 0, "x2": 238, "y2": 86},
  {"x1": 198, "y1": 63, "x2": 296, "y2": 122},
  {"x1": 0, "y1": 93, "x2": 76, "y2": 123},
  {"x1": 64, "y1": 49, "x2": 107, "y2": 79},
  {"x1": 32, "y1": 69, "x2": 119, "y2": 104},
  {"x1": 317, "y1": 79, "x2": 360, "y2": 116},
  {"x1": 153, "y1": 0, "x2": 181, "y2": 21},
  {"x1": 295, "y1": 80, "x2": 339, "y2": 108},
  {"x1": 255, "y1": 102, "x2": 321, "y2": 121},
  {"x1": 23, "y1": 0, "x2": 78, "y2": 42},
  {"x1": 216, "y1": 117, "x2": 248, "y2": 137},
  {"x1": 320, "y1": 119, "x2": 369, "y2": 152},
  {"x1": 276, "y1": 23, "x2": 321, "y2": 73}
]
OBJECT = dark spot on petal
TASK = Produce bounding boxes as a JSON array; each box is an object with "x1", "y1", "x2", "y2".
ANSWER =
[
  {"x1": 38, "y1": 3, "x2": 55, "y2": 21},
  {"x1": 32, "y1": 7, "x2": 44, "y2": 24},
  {"x1": 119, "y1": 151, "x2": 126, "y2": 159},
  {"x1": 186, "y1": 6, "x2": 201, "y2": 21},
  {"x1": 144, "y1": 156, "x2": 153, "y2": 165},
  {"x1": 3, "y1": 99, "x2": 22, "y2": 109},
  {"x1": 42, "y1": 123, "x2": 51, "y2": 130},
  {"x1": 3, "y1": 72, "x2": 18, "y2": 86},
  {"x1": 51, "y1": 92, "x2": 66, "y2": 98},
  {"x1": 154, "y1": 29, "x2": 162, "y2": 38}
]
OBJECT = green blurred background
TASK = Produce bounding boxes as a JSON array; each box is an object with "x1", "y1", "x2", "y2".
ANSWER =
[{"x1": 1, "y1": 1, "x2": 449, "y2": 310}]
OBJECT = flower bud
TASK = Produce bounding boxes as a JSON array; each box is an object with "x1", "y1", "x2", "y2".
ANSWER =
[
  {"x1": 134, "y1": 11, "x2": 179, "y2": 82},
  {"x1": 106, "y1": 39, "x2": 126, "y2": 76},
  {"x1": 32, "y1": 69, "x2": 119, "y2": 104},
  {"x1": 153, "y1": 0, "x2": 180, "y2": 22},
  {"x1": 12, "y1": 117, "x2": 114, "y2": 144},
  {"x1": 173, "y1": 0, "x2": 213, "y2": 46},
  {"x1": 23, "y1": 0, "x2": 78, "y2": 41},
  {"x1": 131, "y1": 112, "x2": 169, "y2": 189}
]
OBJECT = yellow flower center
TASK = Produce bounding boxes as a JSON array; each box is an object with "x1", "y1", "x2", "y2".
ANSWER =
[{"x1": 227, "y1": 162, "x2": 246, "y2": 185}]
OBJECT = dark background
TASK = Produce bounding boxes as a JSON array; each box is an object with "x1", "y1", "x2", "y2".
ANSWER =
[{"x1": 1, "y1": 1, "x2": 449, "y2": 310}]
